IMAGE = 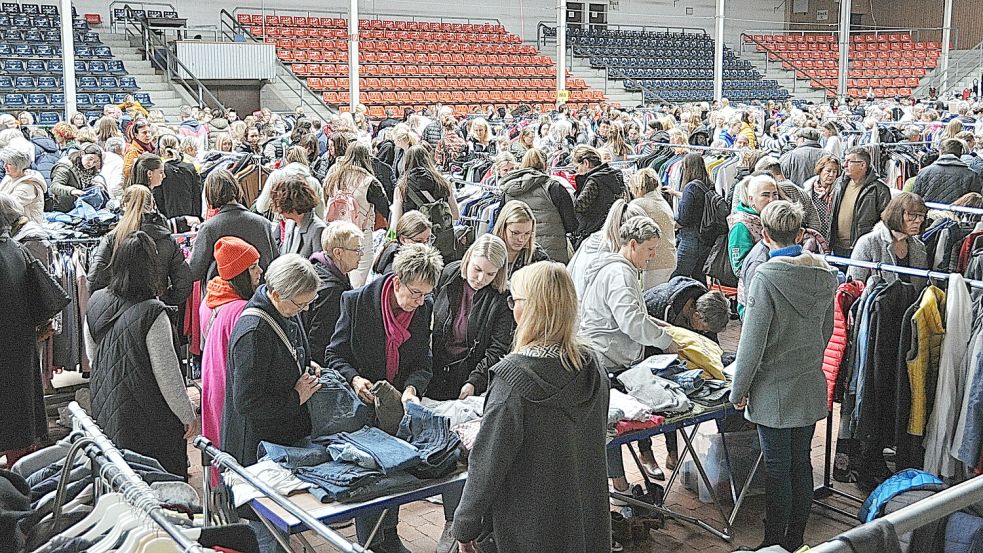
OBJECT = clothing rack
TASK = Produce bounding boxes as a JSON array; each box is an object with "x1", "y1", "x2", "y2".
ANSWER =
[
  {"x1": 33, "y1": 401, "x2": 205, "y2": 553},
  {"x1": 926, "y1": 201, "x2": 983, "y2": 217},
  {"x1": 809, "y1": 474, "x2": 983, "y2": 553},
  {"x1": 193, "y1": 437, "x2": 370, "y2": 553},
  {"x1": 810, "y1": 256, "x2": 983, "y2": 519}
]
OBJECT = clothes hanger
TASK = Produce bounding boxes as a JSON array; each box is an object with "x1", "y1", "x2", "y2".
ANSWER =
[
  {"x1": 87, "y1": 485, "x2": 147, "y2": 551},
  {"x1": 57, "y1": 466, "x2": 127, "y2": 538}
]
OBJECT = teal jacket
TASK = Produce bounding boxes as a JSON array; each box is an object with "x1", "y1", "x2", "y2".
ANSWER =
[{"x1": 727, "y1": 203, "x2": 760, "y2": 277}]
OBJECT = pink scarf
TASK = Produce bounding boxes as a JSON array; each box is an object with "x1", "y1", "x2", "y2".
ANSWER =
[{"x1": 381, "y1": 276, "x2": 414, "y2": 383}]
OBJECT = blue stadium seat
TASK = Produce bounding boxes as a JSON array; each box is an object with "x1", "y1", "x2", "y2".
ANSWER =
[
  {"x1": 75, "y1": 46, "x2": 92, "y2": 58},
  {"x1": 48, "y1": 59, "x2": 62, "y2": 72},
  {"x1": 4, "y1": 94, "x2": 26, "y2": 108},
  {"x1": 71, "y1": 19, "x2": 86, "y2": 29},
  {"x1": 21, "y1": 4, "x2": 40, "y2": 14},
  {"x1": 39, "y1": 112, "x2": 59, "y2": 125},
  {"x1": 50, "y1": 93, "x2": 63, "y2": 105},
  {"x1": 98, "y1": 77, "x2": 118, "y2": 89},
  {"x1": 88, "y1": 60, "x2": 107, "y2": 74},
  {"x1": 0, "y1": 77, "x2": 11, "y2": 90},
  {"x1": 25, "y1": 59, "x2": 46, "y2": 73},
  {"x1": 4, "y1": 60, "x2": 25, "y2": 73},
  {"x1": 118, "y1": 76, "x2": 137, "y2": 90},
  {"x1": 84, "y1": 111, "x2": 101, "y2": 121},
  {"x1": 34, "y1": 44, "x2": 54, "y2": 57},
  {"x1": 12, "y1": 14, "x2": 29, "y2": 26},
  {"x1": 13, "y1": 43, "x2": 32, "y2": 56},
  {"x1": 74, "y1": 60, "x2": 88, "y2": 72},
  {"x1": 3, "y1": 29, "x2": 23, "y2": 41},
  {"x1": 2, "y1": 2, "x2": 20, "y2": 13},
  {"x1": 107, "y1": 60, "x2": 124, "y2": 74},
  {"x1": 75, "y1": 93, "x2": 92, "y2": 108},
  {"x1": 0, "y1": 14, "x2": 8, "y2": 26},
  {"x1": 41, "y1": 29, "x2": 58, "y2": 42},
  {"x1": 78, "y1": 76, "x2": 98, "y2": 90},
  {"x1": 37, "y1": 76, "x2": 57, "y2": 89},
  {"x1": 112, "y1": 92, "x2": 128, "y2": 103},
  {"x1": 24, "y1": 29, "x2": 42, "y2": 42},
  {"x1": 40, "y1": 4, "x2": 57, "y2": 15},
  {"x1": 14, "y1": 77, "x2": 35, "y2": 90},
  {"x1": 81, "y1": 31, "x2": 99, "y2": 43},
  {"x1": 31, "y1": 15, "x2": 50, "y2": 27},
  {"x1": 134, "y1": 93, "x2": 153, "y2": 106},
  {"x1": 27, "y1": 93, "x2": 47, "y2": 108},
  {"x1": 94, "y1": 46, "x2": 111, "y2": 58},
  {"x1": 92, "y1": 93, "x2": 112, "y2": 105}
]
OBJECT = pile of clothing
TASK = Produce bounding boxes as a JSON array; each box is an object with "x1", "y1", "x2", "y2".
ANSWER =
[{"x1": 44, "y1": 188, "x2": 118, "y2": 237}]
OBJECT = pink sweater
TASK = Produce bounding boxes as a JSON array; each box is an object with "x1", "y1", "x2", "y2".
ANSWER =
[{"x1": 199, "y1": 299, "x2": 248, "y2": 449}]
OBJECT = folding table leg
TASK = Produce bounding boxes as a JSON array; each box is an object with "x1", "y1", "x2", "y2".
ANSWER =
[
  {"x1": 253, "y1": 505, "x2": 297, "y2": 552},
  {"x1": 715, "y1": 424, "x2": 765, "y2": 526},
  {"x1": 676, "y1": 423, "x2": 736, "y2": 540}
]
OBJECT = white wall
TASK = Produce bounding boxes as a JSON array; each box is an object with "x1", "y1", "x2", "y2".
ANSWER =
[{"x1": 78, "y1": 0, "x2": 785, "y2": 50}]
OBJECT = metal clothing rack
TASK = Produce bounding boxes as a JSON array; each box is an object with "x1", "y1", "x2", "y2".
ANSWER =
[
  {"x1": 926, "y1": 201, "x2": 983, "y2": 217},
  {"x1": 193, "y1": 437, "x2": 370, "y2": 553},
  {"x1": 810, "y1": 256, "x2": 983, "y2": 519},
  {"x1": 809, "y1": 473, "x2": 983, "y2": 553},
  {"x1": 34, "y1": 402, "x2": 205, "y2": 553}
]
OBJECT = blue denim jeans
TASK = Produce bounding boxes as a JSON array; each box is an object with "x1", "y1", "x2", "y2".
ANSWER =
[
  {"x1": 308, "y1": 370, "x2": 374, "y2": 440},
  {"x1": 758, "y1": 423, "x2": 816, "y2": 551},
  {"x1": 257, "y1": 440, "x2": 333, "y2": 469},
  {"x1": 396, "y1": 402, "x2": 462, "y2": 479},
  {"x1": 318, "y1": 427, "x2": 420, "y2": 475},
  {"x1": 294, "y1": 461, "x2": 383, "y2": 503},
  {"x1": 672, "y1": 230, "x2": 710, "y2": 282}
]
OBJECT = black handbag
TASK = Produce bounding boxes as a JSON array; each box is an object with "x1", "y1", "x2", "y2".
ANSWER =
[{"x1": 21, "y1": 246, "x2": 71, "y2": 327}]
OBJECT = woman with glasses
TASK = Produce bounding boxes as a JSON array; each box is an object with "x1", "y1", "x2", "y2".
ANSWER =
[
  {"x1": 372, "y1": 210, "x2": 433, "y2": 277},
  {"x1": 493, "y1": 200, "x2": 550, "y2": 279},
  {"x1": 324, "y1": 243, "x2": 443, "y2": 552},
  {"x1": 307, "y1": 221, "x2": 364, "y2": 365},
  {"x1": 48, "y1": 143, "x2": 106, "y2": 212},
  {"x1": 499, "y1": 149, "x2": 577, "y2": 263},
  {"x1": 847, "y1": 192, "x2": 929, "y2": 287}
]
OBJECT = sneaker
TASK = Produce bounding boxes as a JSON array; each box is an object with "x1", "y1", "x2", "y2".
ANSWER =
[
  {"x1": 611, "y1": 538, "x2": 624, "y2": 552},
  {"x1": 435, "y1": 521, "x2": 457, "y2": 553},
  {"x1": 610, "y1": 484, "x2": 630, "y2": 507}
]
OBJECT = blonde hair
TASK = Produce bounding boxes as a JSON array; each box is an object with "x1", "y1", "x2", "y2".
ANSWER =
[
  {"x1": 214, "y1": 132, "x2": 233, "y2": 152},
  {"x1": 602, "y1": 199, "x2": 647, "y2": 251},
  {"x1": 607, "y1": 122, "x2": 632, "y2": 158},
  {"x1": 510, "y1": 261, "x2": 586, "y2": 371},
  {"x1": 470, "y1": 118, "x2": 491, "y2": 143},
  {"x1": 493, "y1": 200, "x2": 537, "y2": 271},
  {"x1": 492, "y1": 151, "x2": 517, "y2": 177},
  {"x1": 391, "y1": 123, "x2": 418, "y2": 147},
  {"x1": 520, "y1": 148, "x2": 548, "y2": 172},
  {"x1": 321, "y1": 220, "x2": 363, "y2": 253},
  {"x1": 760, "y1": 200, "x2": 805, "y2": 246},
  {"x1": 629, "y1": 168, "x2": 660, "y2": 198},
  {"x1": 460, "y1": 234, "x2": 509, "y2": 293},
  {"x1": 111, "y1": 185, "x2": 155, "y2": 253},
  {"x1": 158, "y1": 134, "x2": 181, "y2": 161}
]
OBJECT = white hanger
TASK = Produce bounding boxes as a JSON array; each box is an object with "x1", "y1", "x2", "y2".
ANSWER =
[
  {"x1": 88, "y1": 485, "x2": 150, "y2": 552},
  {"x1": 115, "y1": 494, "x2": 161, "y2": 553},
  {"x1": 140, "y1": 537, "x2": 182, "y2": 553},
  {"x1": 58, "y1": 466, "x2": 127, "y2": 538}
]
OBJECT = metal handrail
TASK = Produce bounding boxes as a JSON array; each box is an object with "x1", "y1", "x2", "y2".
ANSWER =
[
  {"x1": 740, "y1": 33, "x2": 837, "y2": 97},
  {"x1": 219, "y1": 9, "x2": 336, "y2": 116},
  {"x1": 920, "y1": 37, "x2": 983, "y2": 98},
  {"x1": 108, "y1": 0, "x2": 176, "y2": 32},
  {"x1": 230, "y1": 6, "x2": 501, "y2": 27},
  {"x1": 539, "y1": 22, "x2": 709, "y2": 36},
  {"x1": 741, "y1": 27, "x2": 954, "y2": 46},
  {"x1": 121, "y1": 5, "x2": 226, "y2": 113}
]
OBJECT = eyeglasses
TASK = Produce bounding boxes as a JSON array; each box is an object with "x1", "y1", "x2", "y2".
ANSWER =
[
  {"x1": 845, "y1": 159, "x2": 866, "y2": 165},
  {"x1": 903, "y1": 211, "x2": 927, "y2": 222},
  {"x1": 405, "y1": 285, "x2": 434, "y2": 301},
  {"x1": 340, "y1": 246, "x2": 364, "y2": 256},
  {"x1": 287, "y1": 297, "x2": 314, "y2": 310},
  {"x1": 506, "y1": 296, "x2": 526, "y2": 310}
]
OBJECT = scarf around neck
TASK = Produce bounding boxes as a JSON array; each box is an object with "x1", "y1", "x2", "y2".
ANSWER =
[
  {"x1": 381, "y1": 275, "x2": 414, "y2": 383},
  {"x1": 204, "y1": 277, "x2": 247, "y2": 309},
  {"x1": 71, "y1": 157, "x2": 98, "y2": 189}
]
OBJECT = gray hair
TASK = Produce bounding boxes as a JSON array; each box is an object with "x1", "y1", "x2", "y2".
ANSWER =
[
  {"x1": 0, "y1": 129, "x2": 23, "y2": 149},
  {"x1": 0, "y1": 147, "x2": 31, "y2": 171},
  {"x1": 695, "y1": 291, "x2": 731, "y2": 333},
  {"x1": 797, "y1": 128, "x2": 820, "y2": 142},
  {"x1": 0, "y1": 192, "x2": 23, "y2": 232},
  {"x1": 760, "y1": 200, "x2": 805, "y2": 246},
  {"x1": 550, "y1": 119, "x2": 572, "y2": 143},
  {"x1": 393, "y1": 243, "x2": 444, "y2": 287},
  {"x1": 105, "y1": 136, "x2": 126, "y2": 154},
  {"x1": 618, "y1": 215, "x2": 661, "y2": 248},
  {"x1": 265, "y1": 253, "x2": 319, "y2": 299},
  {"x1": 321, "y1": 220, "x2": 363, "y2": 253}
]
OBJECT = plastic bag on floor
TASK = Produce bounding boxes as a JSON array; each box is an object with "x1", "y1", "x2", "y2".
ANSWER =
[{"x1": 681, "y1": 427, "x2": 765, "y2": 504}]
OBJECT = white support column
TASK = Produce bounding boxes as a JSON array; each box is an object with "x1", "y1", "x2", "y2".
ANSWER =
[
  {"x1": 713, "y1": 0, "x2": 725, "y2": 101},
  {"x1": 61, "y1": 0, "x2": 77, "y2": 120},
  {"x1": 837, "y1": 0, "x2": 852, "y2": 103},
  {"x1": 556, "y1": 0, "x2": 567, "y2": 103},
  {"x1": 941, "y1": 0, "x2": 954, "y2": 93},
  {"x1": 348, "y1": 0, "x2": 360, "y2": 112}
]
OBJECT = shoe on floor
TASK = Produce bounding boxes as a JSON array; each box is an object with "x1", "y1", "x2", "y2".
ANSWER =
[
  {"x1": 610, "y1": 484, "x2": 630, "y2": 507},
  {"x1": 641, "y1": 461, "x2": 665, "y2": 481},
  {"x1": 435, "y1": 521, "x2": 457, "y2": 553},
  {"x1": 611, "y1": 538, "x2": 624, "y2": 552},
  {"x1": 665, "y1": 455, "x2": 678, "y2": 471},
  {"x1": 328, "y1": 519, "x2": 353, "y2": 530}
]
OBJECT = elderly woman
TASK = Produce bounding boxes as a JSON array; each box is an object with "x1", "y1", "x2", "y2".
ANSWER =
[
  {"x1": 86, "y1": 232, "x2": 199, "y2": 478},
  {"x1": 372, "y1": 210, "x2": 433, "y2": 277},
  {"x1": 500, "y1": 149, "x2": 577, "y2": 263},
  {"x1": 0, "y1": 148, "x2": 45, "y2": 225},
  {"x1": 629, "y1": 168, "x2": 677, "y2": 289},
  {"x1": 324, "y1": 243, "x2": 443, "y2": 552},
  {"x1": 269, "y1": 174, "x2": 326, "y2": 259},
  {"x1": 452, "y1": 261, "x2": 610, "y2": 553},
  {"x1": 804, "y1": 155, "x2": 841, "y2": 240},
  {"x1": 493, "y1": 200, "x2": 550, "y2": 278},
  {"x1": 307, "y1": 221, "x2": 363, "y2": 365},
  {"x1": 49, "y1": 143, "x2": 106, "y2": 212},
  {"x1": 848, "y1": 192, "x2": 929, "y2": 287},
  {"x1": 730, "y1": 201, "x2": 837, "y2": 551}
]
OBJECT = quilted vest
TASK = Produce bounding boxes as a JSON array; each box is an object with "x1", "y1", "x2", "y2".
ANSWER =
[
  {"x1": 501, "y1": 169, "x2": 570, "y2": 264},
  {"x1": 87, "y1": 290, "x2": 181, "y2": 448},
  {"x1": 821, "y1": 280, "x2": 865, "y2": 410}
]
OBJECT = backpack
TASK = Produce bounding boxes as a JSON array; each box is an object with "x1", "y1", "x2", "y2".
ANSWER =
[
  {"x1": 704, "y1": 234, "x2": 737, "y2": 288},
  {"x1": 697, "y1": 181, "x2": 730, "y2": 238},
  {"x1": 406, "y1": 187, "x2": 455, "y2": 255},
  {"x1": 325, "y1": 176, "x2": 373, "y2": 228}
]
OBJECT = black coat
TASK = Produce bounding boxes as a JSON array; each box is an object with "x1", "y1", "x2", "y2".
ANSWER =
[
  {"x1": 87, "y1": 212, "x2": 194, "y2": 307},
  {"x1": 188, "y1": 202, "x2": 278, "y2": 283},
  {"x1": 154, "y1": 159, "x2": 203, "y2": 220},
  {"x1": 222, "y1": 285, "x2": 312, "y2": 465},
  {"x1": 0, "y1": 239, "x2": 46, "y2": 451},
  {"x1": 306, "y1": 253, "x2": 352, "y2": 366},
  {"x1": 573, "y1": 163, "x2": 626, "y2": 240},
  {"x1": 86, "y1": 290, "x2": 185, "y2": 475},
  {"x1": 324, "y1": 275, "x2": 433, "y2": 394},
  {"x1": 372, "y1": 242, "x2": 399, "y2": 276},
  {"x1": 428, "y1": 262, "x2": 514, "y2": 399},
  {"x1": 829, "y1": 171, "x2": 892, "y2": 254}
]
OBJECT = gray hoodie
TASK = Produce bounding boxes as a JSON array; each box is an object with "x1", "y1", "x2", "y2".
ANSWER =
[
  {"x1": 729, "y1": 252, "x2": 837, "y2": 428},
  {"x1": 579, "y1": 252, "x2": 672, "y2": 369}
]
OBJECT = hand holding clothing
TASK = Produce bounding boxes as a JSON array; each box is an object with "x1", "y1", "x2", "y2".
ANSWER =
[
  {"x1": 401, "y1": 385, "x2": 419, "y2": 405},
  {"x1": 294, "y1": 373, "x2": 321, "y2": 405},
  {"x1": 459, "y1": 383, "x2": 475, "y2": 400},
  {"x1": 352, "y1": 376, "x2": 375, "y2": 404}
]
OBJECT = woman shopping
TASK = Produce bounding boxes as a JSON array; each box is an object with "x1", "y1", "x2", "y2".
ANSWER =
[{"x1": 492, "y1": 200, "x2": 551, "y2": 279}]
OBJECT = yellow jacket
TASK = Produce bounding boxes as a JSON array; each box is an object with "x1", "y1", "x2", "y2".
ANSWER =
[
  {"x1": 906, "y1": 286, "x2": 946, "y2": 435},
  {"x1": 663, "y1": 325, "x2": 726, "y2": 381}
]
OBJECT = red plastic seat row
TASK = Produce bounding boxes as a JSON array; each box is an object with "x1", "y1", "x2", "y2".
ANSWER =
[
  {"x1": 321, "y1": 89, "x2": 602, "y2": 106},
  {"x1": 237, "y1": 14, "x2": 507, "y2": 34},
  {"x1": 307, "y1": 76, "x2": 562, "y2": 92}
]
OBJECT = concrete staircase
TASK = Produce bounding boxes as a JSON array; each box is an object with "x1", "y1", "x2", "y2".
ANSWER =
[
  {"x1": 567, "y1": 56, "x2": 644, "y2": 106},
  {"x1": 260, "y1": 65, "x2": 336, "y2": 123},
  {"x1": 913, "y1": 48, "x2": 981, "y2": 98},
  {"x1": 739, "y1": 47, "x2": 828, "y2": 103},
  {"x1": 100, "y1": 33, "x2": 196, "y2": 123}
]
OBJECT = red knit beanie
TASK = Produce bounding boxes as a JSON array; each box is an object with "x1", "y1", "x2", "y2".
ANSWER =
[{"x1": 214, "y1": 236, "x2": 260, "y2": 280}]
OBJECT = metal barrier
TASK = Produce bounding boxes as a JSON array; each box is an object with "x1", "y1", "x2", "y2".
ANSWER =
[{"x1": 107, "y1": 0, "x2": 176, "y2": 32}]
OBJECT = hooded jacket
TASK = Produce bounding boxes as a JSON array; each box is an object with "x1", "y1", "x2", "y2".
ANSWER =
[
  {"x1": 29, "y1": 136, "x2": 60, "y2": 186},
  {"x1": 829, "y1": 170, "x2": 892, "y2": 254},
  {"x1": 0, "y1": 171, "x2": 45, "y2": 225},
  {"x1": 573, "y1": 163, "x2": 626, "y2": 240},
  {"x1": 451, "y1": 351, "x2": 611, "y2": 552},
  {"x1": 580, "y1": 252, "x2": 672, "y2": 369},
  {"x1": 913, "y1": 154, "x2": 983, "y2": 205},
  {"x1": 207, "y1": 118, "x2": 230, "y2": 148},
  {"x1": 568, "y1": 230, "x2": 608, "y2": 300},
  {"x1": 644, "y1": 276, "x2": 708, "y2": 325},
  {"x1": 500, "y1": 167, "x2": 576, "y2": 263},
  {"x1": 729, "y1": 252, "x2": 838, "y2": 428},
  {"x1": 779, "y1": 140, "x2": 825, "y2": 187}
]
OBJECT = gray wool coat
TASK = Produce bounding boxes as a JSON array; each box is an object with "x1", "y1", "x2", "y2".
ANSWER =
[{"x1": 847, "y1": 222, "x2": 928, "y2": 289}]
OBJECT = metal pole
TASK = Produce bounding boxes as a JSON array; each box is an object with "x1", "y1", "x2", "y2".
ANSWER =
[
  {"x1": 556, "y1": 0, "x2": 567, "y2": 104},
  {"x1": 713, "y1": 0, "x2": 725, "y2": 102},
  {"x1": 348, "y1": 0, "x2": 359, "y2": 112},
  {"x1": 836, "y1": 0, "x2": 851, "y2": 103},
  {"x1": 61, "y1": 0, "x2": 77, "y2": 120},
  {"x1": 941, "y1": 0, "x2": 954, "y2": 94}
]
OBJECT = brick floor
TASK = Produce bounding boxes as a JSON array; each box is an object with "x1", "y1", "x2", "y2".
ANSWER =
[{"x1": 178, "y1": 319, "x2": 863, "y2": 552}]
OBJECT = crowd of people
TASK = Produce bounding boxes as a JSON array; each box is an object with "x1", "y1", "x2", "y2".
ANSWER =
[{"x1": 1, "y1": 90, "x2": 983, "y2": 553}]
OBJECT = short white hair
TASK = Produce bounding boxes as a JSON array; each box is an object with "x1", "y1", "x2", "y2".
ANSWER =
[
  {"x1": 0, "y1": 147, "x2": 31, "y2": 171},
  {"x1": 265, "y1": 253, "x2": 319, "y2": 299}
]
